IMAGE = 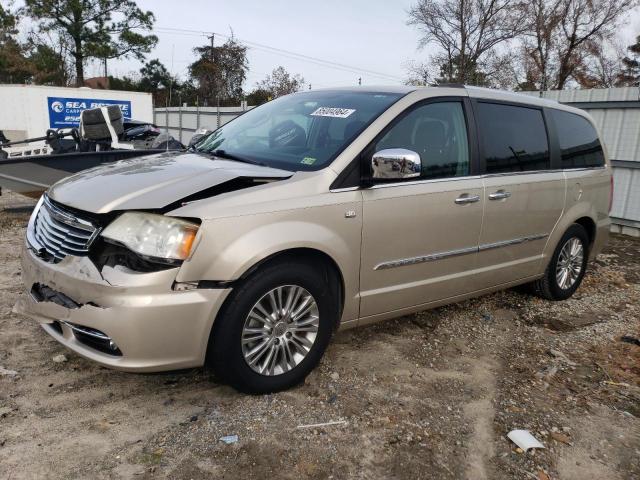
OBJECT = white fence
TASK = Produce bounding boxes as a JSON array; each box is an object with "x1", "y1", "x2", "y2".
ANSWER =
[{"x1": 153, "y1": 104, "x2": 253, "y2": 145}]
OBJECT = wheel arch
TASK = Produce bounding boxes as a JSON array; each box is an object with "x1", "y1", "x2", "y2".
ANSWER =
[
  {"x1": 236, "y1": 247, "x2": 345, "y2": 322},
  {"x1": 544, "y1": 201, "x2": 600, "y2": 267},
  {"x1": 574, "y1": 216, "x2": 596, "y2": 250}
]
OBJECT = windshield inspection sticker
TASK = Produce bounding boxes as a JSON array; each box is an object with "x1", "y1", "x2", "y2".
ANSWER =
[
  {"x1": 310, "y1": 107, "x2": 356, "y2": 118},
  {"x1": 301, "y1": 157, "x2": 317, "y2": 165}
]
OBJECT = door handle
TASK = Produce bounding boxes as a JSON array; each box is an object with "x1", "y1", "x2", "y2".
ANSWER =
[
  {"x1": 454, "y1": 194, "x2": 480, "y2": 205},
  {"x1": 488, "y1": 190, "x2": 511, "y2": 200}
]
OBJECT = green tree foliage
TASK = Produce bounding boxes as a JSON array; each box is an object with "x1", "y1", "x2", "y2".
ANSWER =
[
  {"x1": 189, "y1": 37, "x2": 248, "y2": 106},
  {"x1": 255, "y1": 66, "x2": 305, "y2": 98},
  {"x1": 0, "y1": 3, "x2": 31, "y2": 83},
  {"x1": 245, "y1": 88, "x2": 271, "y2": 106},
  {"x1": 24, "y1": 0, "x2": 157, "y2": 86}
]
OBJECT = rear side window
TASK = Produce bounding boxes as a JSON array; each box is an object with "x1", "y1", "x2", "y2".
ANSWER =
[
  {"x1": 550, "y1": 110, "x2": 605, "y2": 168},
  {"x1": 476, "y1": 102, "x2": 550, "y2": 173}
]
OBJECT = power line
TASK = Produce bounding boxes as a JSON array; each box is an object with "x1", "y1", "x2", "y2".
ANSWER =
[{"x1": 151, "y1": 26, "x2": 404, "y2": 83}]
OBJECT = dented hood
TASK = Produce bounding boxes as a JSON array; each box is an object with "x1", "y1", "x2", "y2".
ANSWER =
[{"x1": 48, "y1": 151, "x2": 292, "y2": 214}]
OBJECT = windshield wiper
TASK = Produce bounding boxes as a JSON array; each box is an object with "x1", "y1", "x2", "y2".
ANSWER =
[{"x1": 210, "y1": 149, "x2": 266, "y2": 166}]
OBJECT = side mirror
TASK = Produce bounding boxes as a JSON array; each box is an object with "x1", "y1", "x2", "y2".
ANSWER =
[{"x1": 371, "y1": 149, "x2": 421, "y2": 180}]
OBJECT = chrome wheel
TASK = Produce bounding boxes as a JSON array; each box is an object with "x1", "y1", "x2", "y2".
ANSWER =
[
  {"x1": 555, "y1": 237, "x2": 584, "y2": 290},
  {"x1": 241, "y1": 285, "x2": 319, "y2": 376}
]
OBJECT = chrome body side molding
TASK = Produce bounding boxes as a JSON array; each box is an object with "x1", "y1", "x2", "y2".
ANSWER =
[
  {"x1": 374, "y1": 234, "x2": 549, "y2": 270},
  {"x1": 477, "y1": 233, "x2": 549, "y2": 252}
]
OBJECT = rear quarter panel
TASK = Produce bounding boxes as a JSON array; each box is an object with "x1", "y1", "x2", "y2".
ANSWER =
[{"x1": 542, "y1": 167, "x2": 611, "y2": 266}]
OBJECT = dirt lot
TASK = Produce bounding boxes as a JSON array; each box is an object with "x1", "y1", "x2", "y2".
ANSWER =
[{"x1": 1, "y1": 191, "x2": 639, "y2": 480}]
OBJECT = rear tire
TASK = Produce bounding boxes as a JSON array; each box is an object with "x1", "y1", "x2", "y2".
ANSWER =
[
  {"x1": 530, "y1": 224, "x2": 589, "y2": 301},
  {"x1": 206, "y1": 259, "x2": 339, "y2": 394}
]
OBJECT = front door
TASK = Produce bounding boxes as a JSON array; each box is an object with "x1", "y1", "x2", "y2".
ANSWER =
[{"x1": 359, "y1": 99, "x2": 485, "y2": 319}]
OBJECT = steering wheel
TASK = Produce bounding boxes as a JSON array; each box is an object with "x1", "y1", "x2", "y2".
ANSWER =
[{"x1": 268, "y1": 120, "x2": 306, "y2": 148}]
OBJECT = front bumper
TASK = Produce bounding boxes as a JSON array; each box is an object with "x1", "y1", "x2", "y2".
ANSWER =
[{"x1": 15, "y1": 243, "x2": 231, "y2": 372}]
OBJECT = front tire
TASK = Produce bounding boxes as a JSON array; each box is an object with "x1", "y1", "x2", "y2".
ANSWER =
[
  {"x1": 531, "y1": 224, "x2": 589, "y2": 301},
  {"x1": 207, "y1": 259, "x2": 339, "y2": 394}
]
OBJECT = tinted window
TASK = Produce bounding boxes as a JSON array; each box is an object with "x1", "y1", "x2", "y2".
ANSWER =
[
  {"x1": 373, "y1": 102, "x2": 469, "y2": 179},
  {"x1": 477, "y1": 102, "x2": 550, "y2": 173},
  {"x1": 551, "y1": 110, "x2": 605, "y2": 168}
]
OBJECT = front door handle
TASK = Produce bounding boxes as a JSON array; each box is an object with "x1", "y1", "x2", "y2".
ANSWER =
[
  {"x1": 455, "y1": 194, "x2": 480, "y2": 205},
  {"x1": 488, "y1": 190, "x2": 512, "y2": 200}
]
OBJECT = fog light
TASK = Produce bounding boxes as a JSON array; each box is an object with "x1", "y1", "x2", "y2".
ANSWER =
[{"x1": 109, "y1": 340, "x2": 119, "y2": 352}]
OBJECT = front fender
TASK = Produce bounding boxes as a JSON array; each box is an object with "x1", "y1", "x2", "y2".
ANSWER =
[{"x1": 176, "y1": 199, "x2": 363, "y2": 322}]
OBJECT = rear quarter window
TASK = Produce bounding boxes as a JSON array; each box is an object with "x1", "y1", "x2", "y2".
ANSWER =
[
  {"x1": 550, "y1": 109, "x2": 605, "y2": 168},
  {"x1": 476, "y1": 102, "x2": 550, "y2": 173}
]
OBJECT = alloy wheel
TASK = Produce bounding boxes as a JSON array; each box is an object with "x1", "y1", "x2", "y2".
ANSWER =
[
  {"x1": 555, "y1": 237, "x2": 584, "y2": 290},
  {"x1": 241, "y1": 285, "x2": 319, "y2": 376}
]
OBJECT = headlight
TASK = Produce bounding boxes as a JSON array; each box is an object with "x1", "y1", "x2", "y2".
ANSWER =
[{"x1": 101, "y1": 212, "x2": 199, "y2": 261}]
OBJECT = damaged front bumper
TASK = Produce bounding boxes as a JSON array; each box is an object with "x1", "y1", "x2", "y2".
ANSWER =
[{"x1": 14, "y1": 243, "x2": 231, "y2": 372}]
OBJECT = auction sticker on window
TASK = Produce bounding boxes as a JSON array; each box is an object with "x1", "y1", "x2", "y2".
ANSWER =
[{"x1": 310, "y1": 107, "x2": 356, "y2": 118}]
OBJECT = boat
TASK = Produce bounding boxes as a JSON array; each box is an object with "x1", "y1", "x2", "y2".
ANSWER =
[{"x1": 0, "y1": 105, "x2": 184, "y2": 197}]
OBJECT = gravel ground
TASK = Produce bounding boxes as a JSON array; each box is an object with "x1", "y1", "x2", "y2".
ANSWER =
[{"x1": 0, "y1": 191, "x2": 639, "y2": 480}]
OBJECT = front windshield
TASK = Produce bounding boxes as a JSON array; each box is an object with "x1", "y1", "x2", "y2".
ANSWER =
[{"x1": 195, "y1": 90, "x2": 404, "y2": 171}]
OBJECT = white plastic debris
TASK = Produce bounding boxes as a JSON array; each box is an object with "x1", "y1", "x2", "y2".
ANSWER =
[
  {"x1": 507, "y1": 430, "x2": 545, "y2": 451},
  {"x1": 0, "y1": 366, "x2": 18, "y2": 376},
  {"x1": 296, "y1": 420, "x2": 347, "y2": 429},
  {"x1": 219, "y1": 434, "x2": 238, "y2": 445},
  {"x1": 52, "y1": 354, "x2": 67, "y2": 363}
]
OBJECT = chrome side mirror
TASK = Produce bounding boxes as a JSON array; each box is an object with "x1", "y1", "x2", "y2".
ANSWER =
[{"x1": 371, "y1": 148, "x2": 421, "y2": 180}]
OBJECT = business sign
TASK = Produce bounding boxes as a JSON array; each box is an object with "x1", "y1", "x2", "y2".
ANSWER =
[{"x1": 47, "y1": 96, "x2": 132, "y2": 128}]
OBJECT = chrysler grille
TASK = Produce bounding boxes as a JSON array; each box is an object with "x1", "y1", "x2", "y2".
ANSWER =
[{"x1": 31, "y1": 196, "x2": 99, "y2": 262}]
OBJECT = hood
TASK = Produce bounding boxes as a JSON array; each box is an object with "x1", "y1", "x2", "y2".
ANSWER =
[{"x1": 48, "y1": 152, "x2": 292, "y2": 214}]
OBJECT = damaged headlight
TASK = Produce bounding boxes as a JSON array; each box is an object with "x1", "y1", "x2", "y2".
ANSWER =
[{"x1": 101, "y1": 212, "x2": 199, "y2": 262}]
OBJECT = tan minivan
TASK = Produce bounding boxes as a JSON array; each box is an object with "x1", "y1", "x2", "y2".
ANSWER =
[{"x1": 16, "y1": 85, "x2": 611, "y2": 393}]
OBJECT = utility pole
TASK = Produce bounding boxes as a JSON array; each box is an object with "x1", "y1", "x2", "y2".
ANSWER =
[
  {"x1": 207, "y1": 33, "x2": 215, "y2": 60},
  {"x1": 207, "y1": 33, "x2": 219, "y2": 119}
]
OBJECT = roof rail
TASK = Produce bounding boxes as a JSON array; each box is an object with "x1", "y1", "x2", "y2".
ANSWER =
[{"x1": 435, "y1": 83, "x2": 465, "y2": 88}]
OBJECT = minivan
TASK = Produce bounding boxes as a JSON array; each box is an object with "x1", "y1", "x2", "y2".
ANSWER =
[{"x1": 16, "y1": 85, "x2": 611, "y2": 393}]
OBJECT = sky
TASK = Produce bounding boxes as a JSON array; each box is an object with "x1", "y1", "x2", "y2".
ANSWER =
[
  {"x1": 87, "y1": 0, "x2": 426, "y2": 88},
  {"x1": 11, "y1": 0, "x2": 640, "y2": 90}
]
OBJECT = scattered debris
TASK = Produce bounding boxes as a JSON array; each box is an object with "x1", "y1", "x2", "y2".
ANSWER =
[
  {"x1": 52, "y1": 354, "x2": 67, "y2": 363},
  {"x1": 603, "y1": 380, "x2": 630, "y2": 387},
  {"x1": 296, "y1": 420, "x2": 348, "y2": 429},
  {"x1": 481, "y1": 311, "x2": 493, "y2": 321},
  {"x1": 620, "y1": 335, "x2": 640, "y2": 347},
  {"x1": 0, "y1": 366, "x2": 17, "y2": 376},
  {"x1": 330, "y1": 372, "x2": 340, "y2": 381},
  {"x1": 219, "y1": 434, "x2": 239, "y2": 445},
  {"x1": 537, "y1": 470, "x2": 551, "y2": 480},
  {"x1": 0, "y1": 407, "x2": 12, "y2": 418},
  {"x1": 548, "y1": 349, "x2": 577, "y2": 366},
  {"x1": 507, "y1": 430, "x2": 545, "y2": 452},
  {"x1": 550, "y1": 431, "x2": 572, "y2": 445}
]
